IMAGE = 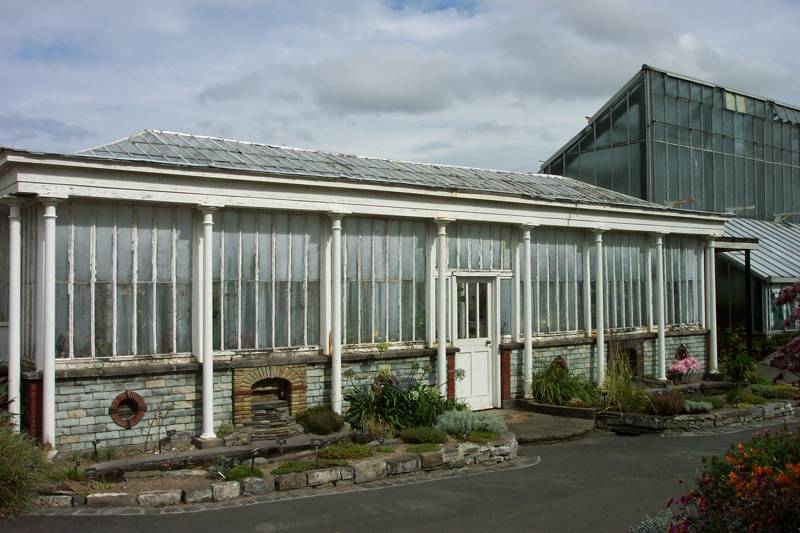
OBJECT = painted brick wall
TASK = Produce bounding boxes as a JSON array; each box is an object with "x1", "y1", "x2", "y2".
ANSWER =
[
  {"x1": 55, "y1": 370, "x2": 232, "y2": 453},
  {"x1": 306, "y1": 355, "x2": 435, "y2": 410}
]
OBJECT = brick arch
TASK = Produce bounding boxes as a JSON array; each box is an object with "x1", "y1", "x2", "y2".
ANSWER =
[{"x1": 233, "y1": 365, "x2": 308, "y2": 427}]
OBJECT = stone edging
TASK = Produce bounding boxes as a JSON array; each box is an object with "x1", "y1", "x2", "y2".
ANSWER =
[
  {"x1": 37, "y1": 434, "x2": 518, "y2": 511},
  {"x1": 515, "y1": 399, "x2": 598, "y2": 419},
  {"x1": 596, "y1": 400, "x2": 798, "y2": 434}
]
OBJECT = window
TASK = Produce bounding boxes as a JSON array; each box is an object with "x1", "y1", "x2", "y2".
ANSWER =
[
  {"x1": 662, "y1": 237, "x2": 703, "y2": 326},
  {"x1": 212, "y1": 210, "x2": 320, "y2": 351},
  {"x1": 0, "y1": 208, "x2": 7, "y2": 323},
  {"x1": 531, "y1": 228, "x2": 585, "y2": 334},
  {"x1": 55, "y1": 202, "x2": 193, "y2": 358},
  {"x1": 603, "y1": 233, "x2": 647, "y2": 330},
  {"x1": 343, "y1": 217, "x2": 427, "y2": 344},
  {"x1": 448, "y1": 222, "x2": 513, "y2": 271}
]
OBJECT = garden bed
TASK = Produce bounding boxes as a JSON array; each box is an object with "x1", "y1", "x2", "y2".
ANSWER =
[
  {"x1": 596, "y1": 400, "x2": 798, "y2": 434},
  {"x1": 36, "y1": 433, "x2": 518, "y2": 510},
  {"x1": 515, "y1": 399, "x2": 599, "y2": 419}
]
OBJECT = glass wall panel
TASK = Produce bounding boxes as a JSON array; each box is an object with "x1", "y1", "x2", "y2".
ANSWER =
[
  {"x1": 343, "y1": 217, "x2": 428, "y2": 344},
  {"x1": 604, "y1": 233, "x2": 647, "y2": 329},
  {"x1": 0, "y1": 210, "x2": 8, "y2": 323},
  {"x1": 662, "y1": 237, "x2": 703, "y2": 326},
  {"x1": 530, "y1": 228, "x2": 584, "y2": 334},
  {"x1": 213, "y1": 210, "x2": 320, "y2": 351},
  {"x1": 448, "y1": 222, "x2": 512, "y2": 271},
  {"x1": 54, "y1": 201, "x2": 193, "y2": 358}
]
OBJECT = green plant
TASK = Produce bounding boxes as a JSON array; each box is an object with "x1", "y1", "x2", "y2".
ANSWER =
[
  {"x1": 0, "y1": 418, "x2": 50, "y2": 518},
  {"x1": 225, "y1": 464, "x2": 263, "y2": 481},
  {"x1": 670, "y1": 428, "x2": 800, "y2": 531},
  {"x1": 726, "y1": 387, "x2": 768, "y2": 405},
  {"x1": 271, "y1": 459, "x2": 347, "y2": 475},
  {"x1": 96, "y1": 446, "x2": 117, "y2": 461},
  {"x1": 720, "y1": 329, "x2": 757, "y2": 383},
  {"x1": 683, "y1": 400, "x2": 714, "y2": 414},
  {"x1": 216, "y1": 422, "x2": 235, "y2": 437},
  {"x1": 750, "y1": 384, "x2": 800, "y2": 400},
  {"x1": 435, "y1": 410, "x2": 507, "y2": 439},
  {"x1": 317, "y1": 441, "x2": 374, "y2": 460},
  {"x1": 466, "y1": 430, "x2": 500, "y2": 444},
  {"x1": 603, "y1": 352, "x2": 652, "y2": 413},
  {"x1": 687, "y1": 394, "x2": 724, "y2": 409},
  {"x1": 364, "y1": 417, "x2": 395, "y2": 440},
  {"x1": 375, "y1": 445, "x2": 395, "y2": 453},
  {"x1": 530, "y1": 359, "x2": 599, "y2": 406},
  {"x1": 212, "y1": 455, "x2": 236, "y2": 479},
  {"x1": 649, "y1": 391, "x2": 686, "y2": 416},
  {"x1": 296, "y1": 406, "x2": 345, "y2": 435},
  {"x1": 399, "y1": 426, "x2": 448, "y2": 444},
  {"x1": 407, "y1": 443, "x2": 441, "y2": 453}
]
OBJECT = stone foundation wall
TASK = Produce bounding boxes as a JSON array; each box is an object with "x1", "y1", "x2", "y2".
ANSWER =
[
  {"x1": 53, "y1": 370, "x2": 233, "y2": 453},
  {"x1": 306, "y1": 355, "x2": 435, "y2": 409}
]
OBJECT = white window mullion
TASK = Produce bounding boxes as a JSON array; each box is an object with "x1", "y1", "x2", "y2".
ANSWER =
[
  {"x1": 219, "y1": 217, "x2": 225, "y2": 350},
  {"x1": 112, "y1": 209, "x2": 118, "y2": 358},
  {"x1": 237, "y1": 216, "x2": 243, "y2": 350},
  {"x1": 150, "y1": 212, "x2": 157, "y2": 354},
  {"x1": 304, "y1": 220, "x2": 309, "y2": 346},
  {"x1": 131, "y1": 212, "x2": 138, "y2": 355},
  {"x1": 89, "y1": 208, "x2": 96, "y2": 358},
  {"x1": 254, "y1": 220, "x2": 260, "y2": 349},
  {"x1": 270, "y1": 219, "x2": 276, "y2": 348},
  {"x1": 384, "y1": 222, "x2": 389, "y2": 341},
  {"x1": 171, "y1": 209, "x2": 177, "y2": 354},
  {"x1": 357, "y1": 225, "x2": 363, "y2": 344},
  {"x1": 67, "y1": 206, "x2": 75, "y2": 358},
  {"x1": 286, "y1": 226, "x2": 292, "y2": 346}
]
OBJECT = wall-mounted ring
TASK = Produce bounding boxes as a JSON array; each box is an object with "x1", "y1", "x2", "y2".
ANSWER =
[{"x1": 108, "y1": 390, "x2": 147, "y2": 429}]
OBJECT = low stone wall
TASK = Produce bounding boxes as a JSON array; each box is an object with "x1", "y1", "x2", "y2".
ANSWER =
[{"x1": 597, "y1": 400, "x2": 798, "y2": 433}]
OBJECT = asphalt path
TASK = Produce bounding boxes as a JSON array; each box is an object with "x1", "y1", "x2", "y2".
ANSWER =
[{"x1": 8, "y1": 421, "x2": 798, "y2": 533}]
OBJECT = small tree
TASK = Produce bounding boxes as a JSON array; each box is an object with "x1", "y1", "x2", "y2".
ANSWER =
[{"x1": 772, "y1": 282, "x2": 800, "y2": 382}]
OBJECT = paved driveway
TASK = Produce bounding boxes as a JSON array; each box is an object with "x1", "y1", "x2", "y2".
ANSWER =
[{"x1": 7, "y1": 421, "x2": 797, "y2": 533}]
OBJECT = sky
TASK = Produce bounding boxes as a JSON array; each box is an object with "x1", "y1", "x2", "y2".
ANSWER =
[{"x1": 2, "y1": 0, "x2": 799, "y2": 172}]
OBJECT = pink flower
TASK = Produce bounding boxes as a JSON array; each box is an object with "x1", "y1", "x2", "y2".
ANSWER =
[{"x1": 669, "y1": 356, "x2": 702, "y2": 374}]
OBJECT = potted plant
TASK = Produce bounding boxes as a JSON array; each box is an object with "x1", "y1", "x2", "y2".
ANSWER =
[{"x1": 667, "y1": 356, "x2": 701, "y2": 385}]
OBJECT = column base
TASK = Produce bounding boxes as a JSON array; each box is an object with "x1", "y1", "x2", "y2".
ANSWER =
[{"x1": 193, "y1": 435, "x2": 223, "y2": 449}]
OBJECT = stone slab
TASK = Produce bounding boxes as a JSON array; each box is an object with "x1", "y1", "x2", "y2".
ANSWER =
[
  {"x1": 307, "y1": 467, "x2": 342, "y2": 486},
  {"x1": 193, "y1": 437, "x2": 225, "y2": 450},
  {"x1": 182, "y1": 487, "x2": 213, "y2": 504},
  {"x1": 137, "y1": 490, "x2": 182, "y2": 507},
  {"x1": 86, "y1": 492, "x2": 138, "y2": 508},
  {"x1": 420, "y1": 451, "x2": 444, "y2": 470},
  {"x1": 37, "y1": 495, "x2": 73, "y2": 508},
  {"x1": 212, "y1": 481, "x2": 241, "y2": 501},
  {"x1": 275, "y1": 472, "x2": 308, "y2": 491},
  {"x1": 240, "y1": 476, "x2": 271, "y2": 496},
  {"x1": 386, "y1": 454, "x2": 421, "y2": 475},
  {"x1": 353, "y1": 460, "x2": 387, "y2": 484}
]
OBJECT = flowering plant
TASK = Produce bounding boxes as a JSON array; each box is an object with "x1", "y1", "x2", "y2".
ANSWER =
[{"x1": 668, "y1": 356, "x2": 701, "y2": 375}]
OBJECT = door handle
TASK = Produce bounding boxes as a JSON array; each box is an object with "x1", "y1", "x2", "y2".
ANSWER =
[{"x1": 485, "y1": 339, "x2": 492, "y2": 347}]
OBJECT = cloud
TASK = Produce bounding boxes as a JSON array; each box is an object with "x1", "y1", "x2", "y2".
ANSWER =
[
  {"x1": 0, "y1": 114, "x2": 95, "y2": 146},
  {"x1": 197, "y1": 72, "x2": 266, "y2": 104}
]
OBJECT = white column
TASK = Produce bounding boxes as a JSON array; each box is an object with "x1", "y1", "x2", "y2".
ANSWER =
[
  {"x1": 7, "y1": 202, "x2": 22, "y2": 431},
  {"x1": 35, "y1": 213, "x2": 45, "y2": 370},
  {"x1": 426, "y1": 226, "x2": 436, "y2": 347},
  {"x1": 512, "y1": 240, "x2": 521, "y2": 340},
  {"x1": 655, "y1": 233, "x2": 667, "y2": 381},
  {"x1": 435, "y1": 219, "x2": 450, "y2": 394},
  {"x1": 192, "y1": 216, "x2": 204, "y2": 362},
  {"x1": 320, "y1": 222, "x2": 332, "y2": 355},
  {"x1": 521, "y1": 225, "x2": 533, "y2": 397},
  {"x1": 41, "y1": 201, "x2": 57, "y2": 451},
  {"x1": 706, "y1": 239, "x2": 718, "y2": 373},
  {"x1": 200, "y1": 208, "x2": 216, "y2": 439},
  {"x1": 582, "y1": 234, "x2": 591, "y2": 335},
  {"x1": 593, "y1": 230, "x2": 606, "y2": 385},
  {"x1": 330, "y1": 214, "x2": 343, "y2": 414},
  {"x1": 698, "y1": 240, "x2": 707, "y2": 329}
]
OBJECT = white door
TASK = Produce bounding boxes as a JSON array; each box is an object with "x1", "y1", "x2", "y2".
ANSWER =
[{"x1": 454, "y1": 279, "x2": 494, "y2": 410}]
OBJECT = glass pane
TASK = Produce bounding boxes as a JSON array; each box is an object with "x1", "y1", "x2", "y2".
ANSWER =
[{"x1": 478, "y1": 282, "x2": 488, "y2": 338}]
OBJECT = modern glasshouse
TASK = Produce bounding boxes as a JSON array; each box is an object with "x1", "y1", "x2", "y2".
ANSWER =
[
  {"x1": 0, "y1": 130, "x2": 726, "y2": 452},
  {"x1": 540, "y1": 65, "x2": 800, "y2": 339}
]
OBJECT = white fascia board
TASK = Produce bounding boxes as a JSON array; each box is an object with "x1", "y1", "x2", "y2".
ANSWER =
[
  {"x1": 12, "y1": 158, "x2": 727, "y2": 236},
  {"x1": 0, "y1": 167, "x2": 20, "y2": 197}
]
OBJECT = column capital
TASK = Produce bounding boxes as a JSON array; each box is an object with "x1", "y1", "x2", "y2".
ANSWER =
[
  {"x1": 197, "y1": 204, "x2": 220, "y2": 214},
  {"x1": 435, "y1": 216, "x2": 454, "y2": 229},
  {"x1": 592, "y1": 228, "x2": 608, "y2": 242},
  {"x1": 328, "y1": 210, "x2": 350, "y2": 225}
]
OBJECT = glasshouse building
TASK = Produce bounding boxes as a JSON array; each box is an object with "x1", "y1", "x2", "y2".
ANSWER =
[
  {"x1": 540, "y1": 65, "x2": 800, "y2": 338},
  {"x1": 0, "y1": 130, "x2": 726, "y2": 452}
]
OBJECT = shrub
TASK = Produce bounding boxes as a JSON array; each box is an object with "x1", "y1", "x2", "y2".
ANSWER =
[
  {"x1": 216, "y1": 422, "x2": 235, "y2": 437},
  {"x1": 683, "y1": 400, "x2": 714, "y2": 414},
  {"x1": 466, "y1": 430, "x2": 500, "y2": 444},
  {"x1": 669, "y1": 428, "x2": 800, "y2": 531},
  {"x1": 317, "y1": 441, "x2": 374, "y2": 460},
  {"x1": 725, "y1": 387, "x2": 767, "y2": 405},
  {"x1": 649, "y1": 391, "x2": 686, "y2": 416},
  {"x1": 0, "y1": 419, "x2": 50, "y2": 518},
  {"x1": 750, "y1": 383, "x2": 800, "y2": 400},
  {"x1": 296, "y1": 406, "x2": 345, "y2": 435},
  {"x1": 400, "y1": 426, "x2": 448, "y2": 444},
  {"x1": 603, "y1": 353, "x2": 652, "y2": 413},
  {"x1": 687, "y1": 394, "x2": 724, "y2": 409},
  {"x1": 530, "y1": 360, "x2": 599, "y2": 406},
  {"x1": 375, "y1": 445, "x2": 395, "y2": 453},
  {"x1": 344, "y1": 375, "x2": 466, "y2": 430},
  {"x1": 720, "y1": 329, "x2": 757, "y2": 383},
  {"x1": 407, "y1": 443, "x2": 441, "y2": 453},
  {"x1": 628, "y1": 509, "x2": 673, "y2": 533},
  {"x1": 225, "y1": 464, "x2": 263, "y2": 481},
  {"x1": 364, "y1": 417, "x2": 395, "y2": 440},
  {"x1": 436, "y1": 410, "x2": 506, "y2": 439},
  {"x1": 96, "y1": 446, "x2": 117, "y2": 461},
  {"x1": 271, "y1": 459, "x2": 347, "y2": 475}
]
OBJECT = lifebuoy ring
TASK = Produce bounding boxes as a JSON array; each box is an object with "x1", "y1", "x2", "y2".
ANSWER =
[{"x1": 108, "y1": 390, "x2": 147, "y2": 429}]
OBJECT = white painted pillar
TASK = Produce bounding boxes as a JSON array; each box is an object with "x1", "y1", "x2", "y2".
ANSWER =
[
  {"x1": 193, "y1": 216, "x2": 204, "y2": 363},
  {"x1": 512, "y1": 240, "x2": 521, "y2": 340},
  {"x1": 699, "y1": 240, "x2": 707, "y2": 329},
  {"x1": 41, "y1": 201, "x2": 57, "y2": 451},
  {"x1": 655, "y1": 233, "x2": 667, "y2": 381},
  {"x1": 200, "y1": 208, "x2": 216, "y2": 439},
  {"x1": 35, "y1": 212, "x2": 45, "y2": 370},
  {"x1": 521, "y1": 225, "x2": 533, "y2": 398},
  {"x1": 426, "y1": 226, "x2": 436, "y2": 347},
  {"x1": 582, "y1": 234, "x2": 591, "y2": 334},
  {"x1": 645, "y1": 242, "x2": 654, "y2": 331},
  {"x1": 706, "y1": 239, "x2": 718, "y2": 373},
  {"x1": 330, "y1": 214, "x2": 343, "y2": 414},
  {"x1": 320, "y1": 222, "x2": 332, "y2": 355},
  {"x1": 435, "y1": 219, "x2": 450, "y2": 394},
  {"x1": 593, "y1": 230, "x2": 606, "y2": 385},
  {"x1": 7, "y1": 202, "x2": 22, "y2": 431}
]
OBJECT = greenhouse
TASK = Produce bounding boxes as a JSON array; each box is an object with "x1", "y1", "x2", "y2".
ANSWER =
[{"x1": 0, "y1": 130, "x2": 726, "y2": 452}]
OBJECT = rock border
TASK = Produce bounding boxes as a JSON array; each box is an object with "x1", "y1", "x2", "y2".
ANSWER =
[
  {"x1": 37, "y1": 433, "x2": 518, "y2": 511},
  {"x1": 596, "y1": 400, "x2": 798, "y2": 434}
]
